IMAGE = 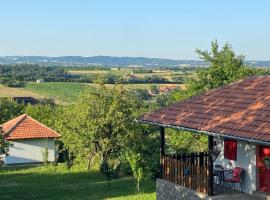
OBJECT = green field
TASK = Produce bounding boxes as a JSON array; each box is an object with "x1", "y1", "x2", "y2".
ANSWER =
[
  {"x1": 0, "y1": 82, "x2": 185, "y2": 104},
  {"x1": 25, "y1": 82, "x2": 88, "y2": 104},
  {"x1": 0, "y1": 165, "x2": 156, "y2": 200}
]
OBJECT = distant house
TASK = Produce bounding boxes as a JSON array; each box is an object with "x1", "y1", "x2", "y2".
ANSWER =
[
  {"x1": 1, "y1": 114, "x2": 60, "y2": 165},
  {"x1": 36, "y1": 79, "x2": 44, "y2": 83},
  {"x1": 158, "y1": 85, "x2": 178, "y2": 94},
  {"x1": 110, "y1": 67, "x2": 120, "y2": 71}
]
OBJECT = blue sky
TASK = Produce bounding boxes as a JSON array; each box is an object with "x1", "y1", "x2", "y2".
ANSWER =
[{"x1": 0, "y1": 0, "x2": 270, "y2": 60}]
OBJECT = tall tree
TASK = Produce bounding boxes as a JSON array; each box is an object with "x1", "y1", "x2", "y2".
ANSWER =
[
  {"x1": 57, "y1": 85, "x2": 146, "y2": 169},
  {"x1": 195, "y1": 40, "x2": 252, "y2": 90}
]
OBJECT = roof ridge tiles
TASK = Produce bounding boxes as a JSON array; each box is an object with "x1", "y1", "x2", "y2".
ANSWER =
[{"x1": 4, "y1": 114, "x2": 27, "y2": 136}]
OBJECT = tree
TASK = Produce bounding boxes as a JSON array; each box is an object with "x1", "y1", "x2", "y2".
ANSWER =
[
  {"x1": 126, "y1": 153, "x2": 143, "y2": 192},
  {"x1": 133, "y1": 89, "x2": 151, "y2": 100},
  {"x1": 125, "y1": 125, "x2": 160, "y2": 191},
  {"x1": 57, "y1": 85, "x2": 146, "y2": 170},
  {"x1": 100, "y1": 160, "x2": 119, "y2": 189},
  {"x1": 150, "y1": 85, "x2": 158, "y2": 94},
  {"x1": 0, "y1": 127, "x2": 12, "y2": 166},
  {"x1": 195, "y1": 40, "x2": 253, "y2": 91},
  {"x1": 165, "y1": 40, "x2": 269, "y2": 105},
  {"x1": 25, "y1": 104, "x2": 60, "y2": 128},
  {"x1": 0, "y1": 98, "x2": 24, "y2": 124},
  {"x1": 166, "y1": 129, "x2": 208, "y2": 154}
]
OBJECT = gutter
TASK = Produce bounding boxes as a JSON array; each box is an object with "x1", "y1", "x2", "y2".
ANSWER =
[{"x1": 139, "y1": 119, "x2": 270, "y2": 147}]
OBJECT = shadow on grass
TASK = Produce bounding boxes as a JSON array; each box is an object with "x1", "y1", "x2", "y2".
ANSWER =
[{"x1": 0, "y1": 166, "x2": 156, "y2": 200}]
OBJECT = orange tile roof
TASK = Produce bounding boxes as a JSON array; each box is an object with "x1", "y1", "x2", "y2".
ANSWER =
[
  {"x1": 159, "y1": 85, "x2": 178, "y2": 93},
  {"x1": 141, "y1": 76, "x2": 270, "y2": 143},
  {"x1": 1, "y1": 114, "x2": 60, "y2": 140}
]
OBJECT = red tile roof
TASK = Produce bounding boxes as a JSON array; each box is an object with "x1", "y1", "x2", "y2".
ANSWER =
[
  {"x1": 159, "y1": 85, "x2": 178, "y2": 93},
  {"x1": 141, "y1": 76, "x2": 270, "y2": 143},
  {"x1": 1, "y1": 114, "x2": 60, "y2": 140}
]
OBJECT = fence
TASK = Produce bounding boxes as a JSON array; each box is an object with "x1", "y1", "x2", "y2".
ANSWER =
[{"x1": 161, "y1": 152, "x2": 209, "y2": 194}]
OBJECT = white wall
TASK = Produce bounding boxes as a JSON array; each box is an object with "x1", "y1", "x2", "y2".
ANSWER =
[
  {"x1": 214, "y1": 137, "x2": 257, "y2": 194},
  {"x1": 4, "y1": 138, "x2": 56, "y2": 165}
]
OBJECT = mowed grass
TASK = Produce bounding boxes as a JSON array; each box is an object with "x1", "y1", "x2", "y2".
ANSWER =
[
  {"x1": 0, "y1": 165, "x2": 156, "y2": 200},
  {"x1": 25, "y1": 82, "x2": 88, "y2": 104}
]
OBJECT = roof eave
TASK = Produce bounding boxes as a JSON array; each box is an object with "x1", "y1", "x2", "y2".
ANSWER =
[{"x1": 139, "y1": 119, "x2": 270, "y2": 147}]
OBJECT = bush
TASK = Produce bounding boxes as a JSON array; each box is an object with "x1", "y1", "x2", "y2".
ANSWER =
[{"x1": 100, "y1": 160, "x2": 119, "y2": 189}]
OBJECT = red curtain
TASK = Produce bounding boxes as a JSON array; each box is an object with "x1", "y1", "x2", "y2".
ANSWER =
[{"x1": 224, "y1": 139, "x2": 237, "y2": 161}]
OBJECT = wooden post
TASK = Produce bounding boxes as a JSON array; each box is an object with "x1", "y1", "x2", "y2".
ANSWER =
[
  {"x1": 160, "y1": 126, "x2": 165, "y2": 179},
  {"x1": 208, "y1": 135, "x2": 214, "y2": 196}
]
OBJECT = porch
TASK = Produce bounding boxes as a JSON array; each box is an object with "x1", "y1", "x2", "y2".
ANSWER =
[
  {"x1": 156, "y1": 126, "x2": 270, "y2": 199},
  {"x1": 139, "y1": 77, "x2": 270, "y2": 199},
  {"x1": 159, "y1": 127, "x2": 216, "y2": 196},
  {"x1": 157, "y1": 126, "x2": 261, "y2": 199}
]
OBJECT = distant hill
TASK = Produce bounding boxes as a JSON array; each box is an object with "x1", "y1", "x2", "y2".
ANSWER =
[
  {"x1": 0, "y1": 56, "x2": 269, "y2": 68},
  {"x1": 0, "y1": 56, "x2": 206, "y2": 67}
]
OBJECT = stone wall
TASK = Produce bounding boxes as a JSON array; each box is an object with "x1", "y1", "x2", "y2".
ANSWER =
[{"x1": 156, "y1": 178, "x2": 209, "y2": 200}]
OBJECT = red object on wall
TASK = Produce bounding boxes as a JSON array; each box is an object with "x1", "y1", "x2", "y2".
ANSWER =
[
  {"x1": 224, "y1": 139, "x2": 237, "y2": 161},
  {"x1": 258, "y1": 145, "x2": 270, "y2": 192}
]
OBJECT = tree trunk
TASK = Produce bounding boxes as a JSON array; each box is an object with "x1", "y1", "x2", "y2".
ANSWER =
[
  {"x1": 87, "y1": 153, "x2": 94, "y2": 170},
  {"x1": 137, "y1": 180, "x2": 140, "y2": 192}
]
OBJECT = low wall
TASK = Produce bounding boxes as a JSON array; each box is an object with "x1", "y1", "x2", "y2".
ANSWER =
[{"x1": 156, "y1": 178, "x2": 208, "y2": 200}]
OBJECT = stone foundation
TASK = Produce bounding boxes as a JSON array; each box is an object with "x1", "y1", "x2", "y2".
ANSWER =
[{"x1": 156, "y1": 178, "x2": 208, "y2": 200}]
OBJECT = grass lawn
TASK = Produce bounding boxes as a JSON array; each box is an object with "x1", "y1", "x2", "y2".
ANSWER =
[{"x1": 0, "y1": 164, "x2": 156, "y2": 200}]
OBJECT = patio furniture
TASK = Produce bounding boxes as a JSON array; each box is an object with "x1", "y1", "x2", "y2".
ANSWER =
[
  {"x1": 214, "y1": 165, "x2": 232, "y2": 192},
  {"x1": 213, "y1": 165, "x2": 223, "y2": 183},
  {"x1": 223, "y1": 167, "x2": 244, "y2": 192},
  {"x1": 213, "y1": 165, "x2": 223, "y2": 192}
]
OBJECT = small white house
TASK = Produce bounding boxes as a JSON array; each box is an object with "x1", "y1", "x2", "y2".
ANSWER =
[
  {"x1": 36, "y1": 79, "x2": 44, "y2": 83},
  {"x1": 1, "y1": 114, "x2": 60, "y2": 165}
]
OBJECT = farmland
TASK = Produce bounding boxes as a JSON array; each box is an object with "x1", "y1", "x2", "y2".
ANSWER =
[
  {"x1": 0, "y1": 64, "x2": 194, "y2": 104},
  {"x1": 0, "y1": 84, "x2": 41, "y2": 98},
  {"x1": 25, "y1": 82, "x2": 88, "y2": 104},
  {"x1": 68, "y1": 67, "x2": 196, "y2": 81},
  {"x1": 0, "y1": 82, "x2": 185, "y2": 104}
]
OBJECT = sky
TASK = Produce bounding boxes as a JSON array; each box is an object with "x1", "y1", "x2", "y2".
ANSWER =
[{"x1": 0, "y1": 0, "x2": 270, "y2": 60}]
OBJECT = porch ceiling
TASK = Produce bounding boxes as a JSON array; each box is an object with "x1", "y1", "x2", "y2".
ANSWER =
[{"x1": 140, "y1": 76, "x2": 270, "y2": 145}]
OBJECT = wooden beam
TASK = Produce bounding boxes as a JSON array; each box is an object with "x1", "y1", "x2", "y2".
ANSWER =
[
  {"x1": 208, "y1": 135, "x2": 214, "y2": 196},
  {"x1": 160, "y1": 126, "x2": 165, "y2": 178}
]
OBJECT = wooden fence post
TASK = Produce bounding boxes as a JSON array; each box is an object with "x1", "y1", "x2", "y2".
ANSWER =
[
  {"x1": 208, "y1": 135, "x2": 214, "y2": 196},
  {"x1": 160, "y1": 127, "x2": 165, "y2": 179}
]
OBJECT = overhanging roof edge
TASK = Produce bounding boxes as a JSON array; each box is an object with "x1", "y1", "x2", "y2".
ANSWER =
[{"x1": 138, "y1": 119, "x2": 270, "y2": 147}]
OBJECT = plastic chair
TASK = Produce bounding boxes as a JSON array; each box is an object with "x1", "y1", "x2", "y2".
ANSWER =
[{"x1": 223, "y1": 167, "x2": 244, "y2": 192}]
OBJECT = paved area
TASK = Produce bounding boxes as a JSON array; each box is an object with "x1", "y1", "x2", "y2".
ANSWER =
[{"x1": 210, "y1": 190, "x2": 259, "y2": 200}]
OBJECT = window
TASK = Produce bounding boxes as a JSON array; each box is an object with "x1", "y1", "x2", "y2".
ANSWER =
[{"x1": 224, "y1": 139, "x2": 237, "y2": 161}]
